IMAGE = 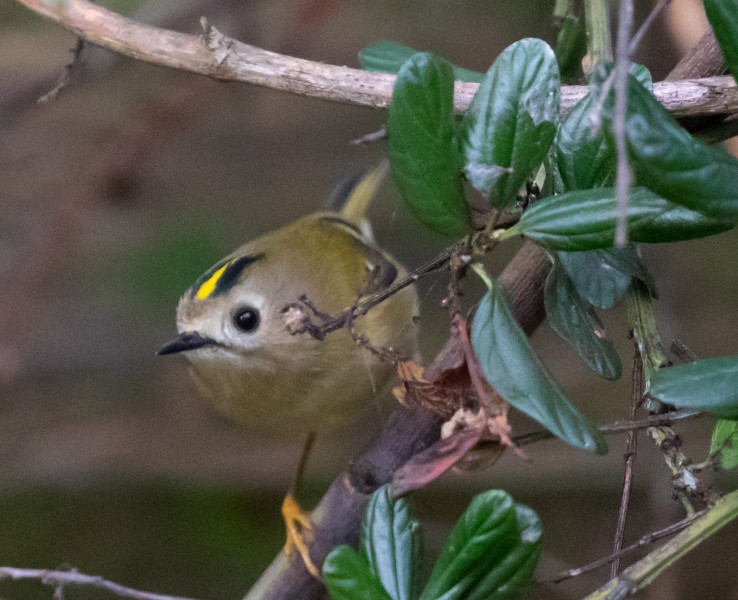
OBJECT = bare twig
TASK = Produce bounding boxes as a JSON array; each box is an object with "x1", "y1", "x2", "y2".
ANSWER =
[
  {"x1": 37, "y1": 37, "x2": 85, "y2": 103},
  {"x1": 584, "y1": 488, "x2": 738, "y2": 599},
  {"x1": 350, "y1": 127, "x2": 386, "y2": 145},
  {"x1": 0, "y1": 567, "x2": 199, "y2": 600},
  {"x1": 598, "y1": 410, "x2": 702, "y2": 433},
  {"x1": 611, "y1": 350, "x2": 643, "y2": 577},
  {"x1": 647, "y1": 426, "x2": 702, "y2": 514},
  {"x1": 512, "y1": 409, "x2": 702, "y2": 448},
  {"x1": 628, "y1": 0, "x2": 672, "y2": 56},
  {"x1": 546, "y1": 511, "x2": 702, "y2": 584},
  {"x1": 613, "y1": 0, "x2": 634, "y2": 247},
  {"x1": 12, "y1": 0, "x2": 738, "y2": 119},
  {"x1": 284, "y1": 244, "x2": 458, "y2": 341}
]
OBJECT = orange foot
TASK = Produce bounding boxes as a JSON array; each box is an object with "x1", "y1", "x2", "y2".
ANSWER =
[{"x1": 282, "y1": 492, "x2": 321, "y2": 579}]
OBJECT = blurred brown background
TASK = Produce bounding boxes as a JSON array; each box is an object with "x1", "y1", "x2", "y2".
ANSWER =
[{"x1": 1, "y1": 0, "x2": 738, "y2": 598}]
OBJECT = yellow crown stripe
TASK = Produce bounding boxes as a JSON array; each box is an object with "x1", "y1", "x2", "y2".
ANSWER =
[{"x1": 195, "y1": 263, "x2": 230, "y2": 300}]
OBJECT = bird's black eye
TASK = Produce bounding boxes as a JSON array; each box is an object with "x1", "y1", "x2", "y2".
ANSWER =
[{"x1": 233, "y1": 306, "x2": 260, "y2": 333}]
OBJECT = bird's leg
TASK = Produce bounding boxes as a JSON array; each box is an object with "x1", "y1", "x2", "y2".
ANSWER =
[{"x1": 282, "y1": 431, "x2": 321, "y2": 579}]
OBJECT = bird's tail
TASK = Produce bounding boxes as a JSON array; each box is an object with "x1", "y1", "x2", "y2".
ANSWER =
[{"x1": 328, "y1": 160, "x2": 390, "y2": 225}]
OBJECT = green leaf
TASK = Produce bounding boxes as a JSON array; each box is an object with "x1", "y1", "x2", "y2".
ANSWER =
[
  {"x1": 361, "y1": 486, "x2": 422, "y2": 600},
  {"x1": 710, "y1": 419, "x2": 738, "y2": 470},
  {"x1": 602, "y1": 75, "x2": 738, "y2": 219},
  {"x1": 324, "y1": 545, "x2": 393, "y2": 600},
  {"x1": 629, "y1": 63, "x2": 653, "y2": 90},
  {"x1": 648, "y1": 356, "x2": 738, "y2": 419},
  {"x1": 471, "y1": 281, "x2": 606, "y2": 454},
  {"x1": 388, "y1": 52, "x2": 471, "y2": 237},
  {"x1": 359, "y1": 40, "x2": 484, "y2": 83},
  {"x1": 558, "y1": 245, "x2": 655, "y2": 309},
  {"x1": 554, "y1": 14, "x2": 587, "y2": 82},
  {"x1": 419, "y1": 490, "x2": 541, "y2": 600},
  {"x1": 555, "y1": 93, "x2": 614, "y2": 192},
  {"x1": 461, "y1": 38, "x2": 560, "y2": 208},
  {"x1": 466, "y1": 506, "x2": 542, "y2": 600},
  {"x1": 704, "y1": 0, "x2": 738, "y2": 82},
  {"x1": 501, "y1": 187, "x2": 735, "y2": 250},
  {"x1": 555, "y1": 63, "x2": 651, "y2": 194},
  {"x1": 545, "y1": 258, "x2": 622, "y2": 380}
]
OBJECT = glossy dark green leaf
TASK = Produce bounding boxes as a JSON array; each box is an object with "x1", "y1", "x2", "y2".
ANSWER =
[
  {"x1": 555, "y1": 93, "x2": 614, "y2": 192},
  {"x1": 420, "y1": 490, "x2": 516, "y2": 600},
  {"x1": 419, "y1": 490, "x2": 541, "y2": 600},
  {"x1": 705, "y1": 0, "x2": 738, "y2": 81},
  {"x1": 710, "y1": 419, "x2": 738, "y2": 470},
  {"x1": 361, "y1": 486, "x2": 422, "y2": 600},
  {"x1": 388, "y1": 52, "x2": 471, "y2": 237},
  {"x1": 471, "y1": 282, "x2": 606, "y2": 453},
  {"x1": 649, "y1": 356, "x2": 738, "y2": 419},
  {"x1": 637, "y1": 202, "x2": 736, "y2": 242},
  {"x1": 555, "y1": 63, "x2": 650, "y2": 194},
  {"x1": 554, "y1": 14, "x2": 587, "y2": 82},
  {"x1": 545, "y1": 259, "x2": 622, "y2": 380},
  {"x1": 324, "y1": 545, "x2": 393, "y2": 600},
  {"x1": 461, "y1": 38, "x2": 560, "y2": 208},
  {"x1": 501, "y1": 187, "x2": 735, "y2": 250},
  {"x1": 601, "y1": 75, "x2": 738, "y2": 219},
  {"x1": 359, "y1": 40, "x2": 484, "y2": 83},
  {"x1": 558, "y1": 245, "x2": 655, "y2": 309},
  {"x1": 465, "y1": 505, "x2": 542, "y2": 600}
]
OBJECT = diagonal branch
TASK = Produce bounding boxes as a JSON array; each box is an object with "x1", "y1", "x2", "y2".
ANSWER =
[
  {"x1": 12, "y1": 0, "x2": 738, "y2": 119},
  {"x1": 244, "y1": 241, "x2": 549, "y2": 600},
  {"x1": 242, "y1": 31, "x2": 729, "y2": 600}
]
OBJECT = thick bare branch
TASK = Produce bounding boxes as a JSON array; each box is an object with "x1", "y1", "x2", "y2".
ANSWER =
[{"x1": 13, "y1": 0, "x2": 738, "y2": 118}]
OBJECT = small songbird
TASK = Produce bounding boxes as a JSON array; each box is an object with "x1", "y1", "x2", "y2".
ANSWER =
[{"x1": 158, "y1": 163, "x2": 419, "y2": 576}]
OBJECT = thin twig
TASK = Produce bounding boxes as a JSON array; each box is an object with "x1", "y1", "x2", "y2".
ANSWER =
[
  {"x1": 583, "y1": 488, "x2": 738, "y2": 599},
  {"x1": 613, "y1": 0, "x2": 634, "y2": 247},
  {"x1": 285, "y1": 244, "x2": 458, "y2": 340},
  {"x1": 0, "y1": 567, "x2": 199, "y2": 600},
  {"x1": 37, "y1": 37, "x2": 85, "y2": 103},
  {"x1": 545, "y1": 511, "x2": 703, "y2": 584},
  {"x1": 628, "y1": 0, "x2": 673, "y2": 56},
  {"x1": 350, "y1": 127, "x2": 386, "y2": 145},
  {"x1": 611, "y1": 350, "x2": 643, "y2": 577},
  {"x1": 512, "y1": 410, "x2": 702, "y2": 448},
  {"x1": 599, "y1": 409, "x2": 702, "y2": 433}
]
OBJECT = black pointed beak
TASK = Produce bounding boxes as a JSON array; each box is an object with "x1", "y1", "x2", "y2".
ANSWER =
[{"x1": 157, "y1": 331, "x2": 218, "y2": 355}]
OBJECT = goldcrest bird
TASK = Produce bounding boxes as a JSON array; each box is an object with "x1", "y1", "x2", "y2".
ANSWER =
[{"x1": 158, "y1": 163, "x2": 419, "y2": 576}]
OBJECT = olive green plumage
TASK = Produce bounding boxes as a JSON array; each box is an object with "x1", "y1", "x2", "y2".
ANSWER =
[{"x1": 160, "y1": 165, "x2": 419, "y2": 431}]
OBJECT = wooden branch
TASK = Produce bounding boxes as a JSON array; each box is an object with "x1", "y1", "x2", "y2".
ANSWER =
[
  {"x1": 0, "y1": 566, "x2": 199, "y2": 600},
  {"x1": 243, "y1": 242, "x2": 548, "y2": 600},
  {"x1": 242, "y1": 30, "x2": 729, "y2": 600},
  {"x1": 13, "y1": 0, "x2": 738, "y2": 119},
  {"x1": 667, "y1": 30, "x2": 726, "y2": 81},
  {"x1": 6, "y1": 4, "x2": 727, "y2": 599}
]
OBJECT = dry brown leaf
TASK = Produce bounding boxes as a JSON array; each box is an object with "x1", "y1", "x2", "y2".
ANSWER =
[
  {"x1": 393, "y1": 360, "x2": 463, "y2": 418},
  {"x1": 391, "y1": 427, "x2": 485, "y2": 497}
]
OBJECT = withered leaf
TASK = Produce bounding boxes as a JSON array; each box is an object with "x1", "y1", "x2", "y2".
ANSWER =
[
  {"x1": 393, "y1": 360, "x2": 469, "y2": 418},
  {"x1": 392, "y1": 427, "x2": 485, "y2": 497}
]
